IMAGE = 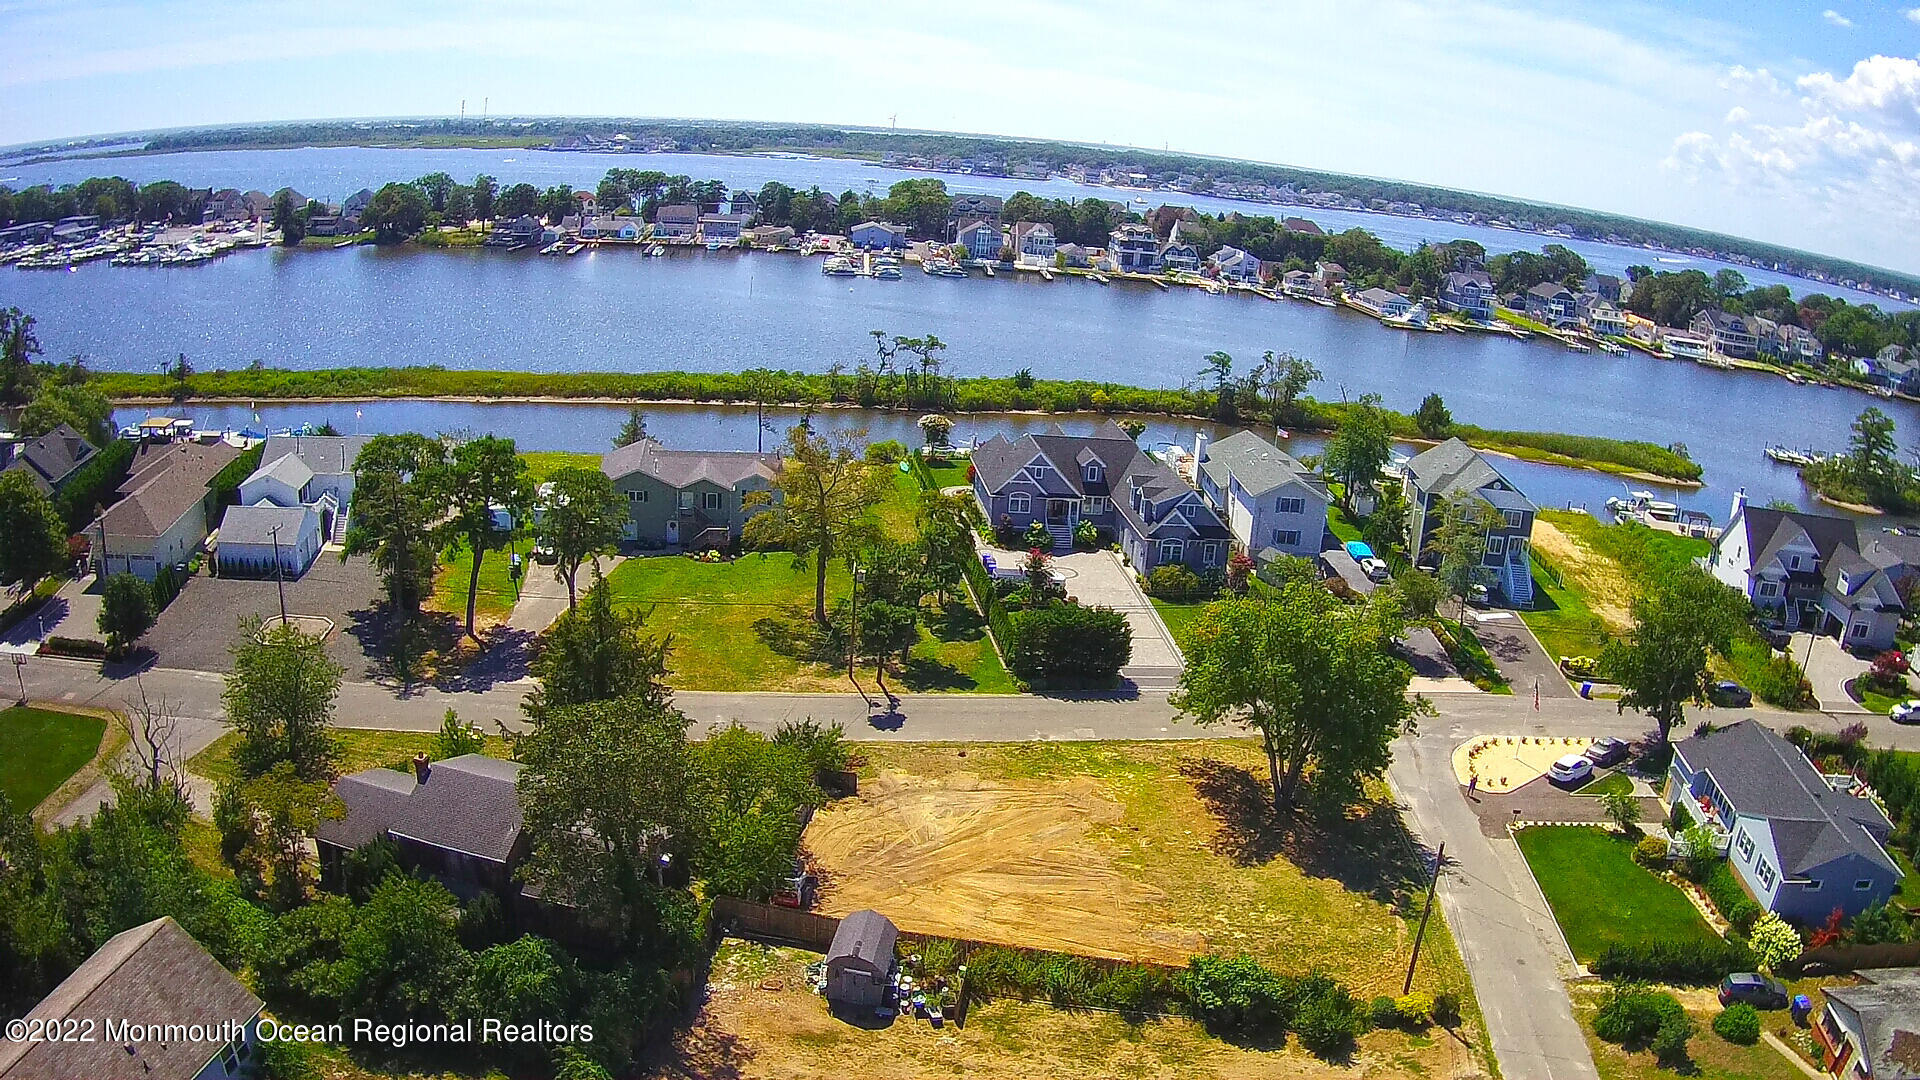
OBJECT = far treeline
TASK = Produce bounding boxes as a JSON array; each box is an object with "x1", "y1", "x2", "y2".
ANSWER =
[
  {"x1": 83, "y1": 358, "x2": 1704, "y2": 482},
  {"x1": 22, "y1": 116, "x2": 1916, "y2": 295}
]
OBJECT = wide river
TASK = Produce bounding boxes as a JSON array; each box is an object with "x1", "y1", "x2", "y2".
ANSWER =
[{"x1": 2, "y1": 148, "x2": 1916, "y2": 524}]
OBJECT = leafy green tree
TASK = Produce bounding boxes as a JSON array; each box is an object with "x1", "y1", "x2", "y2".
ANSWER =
[
  {"x1": 222, "y1": 616, "x2": 342, "y2": 782},
  {"x1": 857, "y1": 599, "x2": 920, "y2": 696},
  {"x1": 1846, "y1": 406, "x2": 1901, "y2": 499},
  {"x1": 1003, "y1": 603, "x2": 1131, "y2": 686},
  {"x1": 19, "y1": 380, "x2": 114, "y2": 447},
  {"x1": 1361, "y1": 486, "x2": 1409, "y2": 558},
  {"x1": 98, "y1": 572, "x2": 154, "y2": 658},
  {"x1": 1324, "y1": 394, "x2": 1392, "y2": 513},
  {"x1": 526, "y1": 571, "x2": 671, "y2": 716},
  {"x1": 497, "y1": 182, "x2": 540, "y2": 219},
  {"x1": 916, "y1": 489, "x2": 980, "y2": 606},
  {"x1": 1603, "y1": 566, "x2": 1749, "y2": 745},
  {"x1": 540, "y1": 466, "x2": 623, "y2": 608},
  {"x1": 1600, "y1": 788, "x2": 1641, "y2": 834},
  {"x1": 362, "y1": 183, "x2": 428, "y2": 243},
  {"x1": 345, "y1": 874, "x2": 471, "y2": 1021},
  {"x1": 743, "y1": 425, "x2": 888, "y2": 625},
  {"x1": 442, "y1": 435, "x2": 534, "y2": 638},
  {"x1": 1173, "y1": 585, "x2": 1428, "y2": 810},
  {"x1": 256, "y1": 893, "x2": 357, "y2": 1014},
  {"x1": 464, "y1": 935, "x2": 568, "y2": 1064},
  {"x1": 1748, "y1": 913, "x2": 1802, "y2": 973},
  {"x1": 1391, "y1": 568, "x2": 1442, "y2": 619},
  {"x1": 612, "y1": 407, "x2": 649, "y2": 449},
  {"x1": 1413, "y1": 393, "x2": 1452, "y2": 438},
  {"x1": 271, "y1": 189, "x2": 305, "y2": 245},
  {"x1": 1430, "y1": 494, "x2": 1495, "y2": 621},
  {"x1": 214, "y1": 762, "x2": 340, "y2": 910},
  {"x1": 515, "y1": 694, "x2": 706, "y2": 950},
  {"x1": 1243, "y1": 350, "x2": 1320, "y2": 430},
  {"x1": 1197, "y1": 351, "x2": 1236, "y2": 421},
  {"x1": 696, "y1": 725, "x2": 818, "y2": 899},
  {"x1": 0, "y1": 470, "x2": 68, "y2": 590},
  {"x1": 345, "y1": 434, "x2": 447, "y2": 630},
  {"x1": 0, "y1": 307, "x2": 40, "y2": 406},
  {"x1": 431, "y1": 708, "x2": 485, "y2": 760},
  {"x1": 469, "y1": 174, "x2": 497, "y2": 220}
]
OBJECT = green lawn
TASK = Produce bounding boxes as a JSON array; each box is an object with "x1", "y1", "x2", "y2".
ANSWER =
[
  {"x1": 1575, "y1": 992, "x2": 1815, "y2": 1080},
  {"x1": 0, "y1": 706, "x2": 108, "y2": 812},
  {"x1": 1848, "y1": 676, "x2": 1909, "y2": 714},
  {"x1": 603, "y1": 553, "x2": 1012, "y2": 693},
  {"x1": 1436, "y1": 620, "x2": 1513, "y2": 693},
  {"x1": 519, "y1": 451, "x2": 602, "y2": 481},
  {"x1": 431, "y1": 543, "x2": 527, "y2": 622},
  {"x1": 1150, "y1": 598, "x2": 1210, "y2": 649},
  {"x1": 1519, "y1": 555, "x2": 1612, "y2": 667},
  {"x1": 919, "y1": 455, "x2": 971, "y2": 491},
  {"x1": 1573, "y1": 771, "x2": 1634, "y2": 798},
  {"x1": 190, "y1": 728, "x2": 514, "y2": 787},
  {"x1": 875, "y1": 466, "x2": 922, "y2": 542},
  {"x1": 1495, "y1": 308, "x2": 1556, "y2": 334},
  {"x1": 1516, "y1": 826, "x2": 1723, "y2": 962},
  {"x1": 1327, "y1": 504, "x2": 1362, "y2": 544}
]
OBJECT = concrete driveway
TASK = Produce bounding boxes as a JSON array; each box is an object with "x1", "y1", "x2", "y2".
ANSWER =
[
  {"x1": 1318, "y1": 547, "x2": 1377, "y2": 595},
  {"x1": 1470, "y1": 610, "x2": 1576, "y2": 699},
  {"x1": 985, "y1": 546, "x2": 1185, "y2": 689},
  {"x1": 1791, "y1": 632, "x2": 1873, "y2": 713},
  {"x1": 2, "y1": 575, "x2": 105, "y2": 651},
  {"x1": 507, "y1": 555, "x2": 627, "y2": 633}
]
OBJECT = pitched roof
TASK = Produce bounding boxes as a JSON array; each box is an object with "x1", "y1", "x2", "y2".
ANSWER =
[
  {"x1": 259, "y1": 434, "x2": 373, "y2": 478},
  {"x1": 1282, "y1": 216, "x2": 1324, "y2": 235},
  {"x1": 0, "y1": 917, "x2": 261, "y2": 1080},
  {"x1": 318, "y1": 754, "x2": 524, "y2": 863},
  {"x1": 601, "y1": 439, "x2": 780, "y2": 490},
  {"x1": 251, "y1": 451, "x2": 314, "y2": 493},
  {"x1": 1527, "y1": 281, "x2": 1573, "y2": 299},
  {"x1": 217, "y1": 502, "x2": 314, "y2": 546},
  {"x1": 3, "y1": 422, "x2": 95, "y2": 494},
  {"x1": 1824, "y1": 968, "x2": 1920, "y2": 1080},
  {"x1": 95, "y1": 442, "x2": 239, "y2": 545},
  {"x1": 827, "y1": 909, "x2": 898, "y2": 972},
  {"x1": 1405, "y1": 437, "x2": 1534, "y2": 512},
  {"x1": 656, "y1": 204, "x2": 700, "y2": 224},
  {"x1": 1674, "y1": 720, "x2": 1898, "y2": 878},
  {"x1": 955, "y1": 218, "x2": 999, "y2": 241},
  {"x1": 1444, "y1": 270, "x2": 1492, "y2": 290},
  {"x1": 1200, "y1": 430, "x2": 1324, "y2": 498},
  {"x1": 972, "y1": 422, "x2": 1232, "y2": 539}
]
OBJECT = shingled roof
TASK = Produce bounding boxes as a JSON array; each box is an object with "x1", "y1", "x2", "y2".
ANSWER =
[
  {"x1": 94, "y1": 441, "x2": 238, "y2": 545},
  {"x1": 318, "y1": 754, "x2": 524, "y2": 863},
  {"x1": 0, "y1": 917, "x2": 261, "y2": 1080},
  {"x1": 1199, "y1": 430, "x2": 1324, "y2": 499},
  {"x1": 258, "y1": 434, "x2": 373, "y2": 478},
  {"x1": 1406, "y1": 438, "x2": 1535, "y2": 514},
  {"x1": 601, "y1": 438, "x2": 779, "y2": 490},
  {"x1": 1825, "y1": 968, "x2": 1920, "y2": 1080},
  {"x1": 3, "y1": 423, "x2": 96, "y2": 494}
]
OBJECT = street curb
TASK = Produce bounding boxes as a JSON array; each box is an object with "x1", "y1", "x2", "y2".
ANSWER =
[{"x1": 1505, "y1": 821, "x2": 1594, "y2": 978}]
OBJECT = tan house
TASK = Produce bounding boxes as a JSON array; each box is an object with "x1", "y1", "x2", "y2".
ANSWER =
[
  {"x1": 601, "y1": 439, "x2": 781, "y2": 549},
  {"x1": 92, "y1": 441, "x2": 239, "y2": 580}
]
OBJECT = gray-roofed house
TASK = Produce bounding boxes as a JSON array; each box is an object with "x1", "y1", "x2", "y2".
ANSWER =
[
  {"x1": 1815, "y1": 967, "x2": 1920, "y2": 1079},
  {"x1": 317, "y1": 753, "x2": 528, "y2": 901},
  {"x1": 1402, "y1": 437, "x2": 1536, "y2": 606},
  {"x1": 1708, "y1": 490, "x2": 1919, "y2": 651},
  {"x1": 1523, "y1": 282, "x2": 1579, "y2": 326},
  {"x1": 1352, "y1": 287, "x2": 1413, "y2": 319},
  {"x1": 1691, "y1": 308, "x2": 1760, "y2": 359},
  {"x1": 1439, "y1": 270, "x2": 1495, "y2": 321},
  {"x1": 601, "y1": 439, "x2": 781, "y2": 550},
  {"x1": 2, "y1": 422, "x2": 96, "y2": 495},
  {"x1": 215, "y1": 503, "x2": 321, "y2": 579},
  {"x1": 1194, "y1": 430, "x2": 1328, "y2": 559},
  {"x1": 970, "y1": 421, "x2": 1232, "y2": 573},
  {"x1": 1668, "y1": 721, "x2": 1903, "y2": 923},
  {"x1": 825, "y1": 909, "x2": 898, "y2": 1009},
  {"x1": 92, "y1": 441, "x2": 239, "y2": 581},
  {"x1": 653, "y1": 203, "x2": 700, "y2": 239},
  {"x1": 0, "y1": 916, "x2": 262, "y2": 1080}
]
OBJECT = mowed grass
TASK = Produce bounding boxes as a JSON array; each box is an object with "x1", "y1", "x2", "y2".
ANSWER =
[
  {"x1": 518, "y1": 451, "x2": 602, "y2": 481},
  {"x1": 431, "y1": 544, "x2": 525, "y2": 622},
  {"x1": 1516, "y1": 826, "x2": 1722, "y2": 961},
  {"x1": 1574, "y1": 990, "x2": 1811, "y2": 1080},
  {"x1": 1573, "y1": 771, "x2": 1635, "y2": 798},
  {"x1": 920, "y1": 456, "x2": 971, "y2": 490},
  {"x1": 1150, "y1": 598, "x2": 1210, "y2": 649},
  {"x1": 1522, "y1": 554, "x2": 1614, "y2": 665},
  {"x1": 0, "y1": 706, "x2": 108, "y2": 812},
  {"x1": 874, "y1": 466, "x2": 922, "y2": 542},
  {"x1": 189, "y1": 728, "x2": 514, "y2": 787}
]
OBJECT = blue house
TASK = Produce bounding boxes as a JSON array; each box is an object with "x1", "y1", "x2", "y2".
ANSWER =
[
  {"x1": 848, "y1": 221, "x2": 909, "y2": 250},
  {"x1": 1667, "y1": 721, "x2": 1903, "y2": 923},
  {"x1": 970, "y1": 421, "x2": 1232, "y2": 574}
]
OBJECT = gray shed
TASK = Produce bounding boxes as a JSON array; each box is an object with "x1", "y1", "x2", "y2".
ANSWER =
[{"x1": 825, "y1": 909, "x2": 898, "y2": 1009}]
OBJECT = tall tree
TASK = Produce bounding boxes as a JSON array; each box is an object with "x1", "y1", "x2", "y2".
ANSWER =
[
  {"x1": 695, "y1": 725, "x2": 820, "y2": 900},
  {"x1": 344, "y1": 435, "x2": 447, "y2": 629},
  {"x1": 443, "y1": 436, "x2": 534, "y2": 638},
  {"x1": 742, "y1": 425, "x2": 889, "y2": 625},
  {"x1": 1603, "y1": 566, "x2": 1749, "y2": 745},
  {"x1": 612, "y1": 407, "x2": 649, "y2": 449},
  {"x1": 362, "y1": 183, "x2": 428, "y2": 243},
  {"x1": 222, "y1": 616, "x2": 342, "y2": 782},
  {"x1": 1244, "y1": 350, "x2": 1320, "y2": 430},
  {"x1": 1324, "y1": 394, "x2": 1393, "y2": 512},
  {"x1": 97, "y1": 573, "x2": 153, "y2": 660},
  {"x1": 0, "y1": 307, "x2": 40, "y2": 407},
  {"x1": 526, "y1": 571, "x2": 671, "y2": 716},
  {"x1": 1413, "y1": 393, "x2": 1453, "y2": 438},
  {"x1": 540, "y1": 467, "x2": 624, "y2": 608},
  {"x1": 515, "y1": 694, "x2": 705, "y2": 948},
  {"x1": 0, "y1": 471, "x2": 68, "y2": 591},
  {"x1": 271, "y1": 189, "x2": 305, "y2": 245},
  {"x1": 1848, "y1": 406, "x2": 1899, "y2": 493},
  {"x1": 19, "y1": 380, "x2": 115, "y2": 446},
  {"x1": 1173, "y1": 584, "x2": 1428, "y2": 810}
]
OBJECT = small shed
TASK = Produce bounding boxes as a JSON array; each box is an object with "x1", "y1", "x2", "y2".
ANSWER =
[{"x1": 825, "y1": 909, "x2": 898, "y2": 1009}]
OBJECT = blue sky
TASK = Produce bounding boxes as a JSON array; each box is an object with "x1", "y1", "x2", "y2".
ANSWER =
[{"x1": 3, "y1": 0, "x2": 1919, "y2": 271}]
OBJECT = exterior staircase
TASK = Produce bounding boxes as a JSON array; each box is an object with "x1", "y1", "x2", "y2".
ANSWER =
[
  {"x1": 1046, "y1": 522, "x2": 1074, "y2": 552},
  {"x1": 1502, "y1": 555, "x2": 1534, "y2": 608}
]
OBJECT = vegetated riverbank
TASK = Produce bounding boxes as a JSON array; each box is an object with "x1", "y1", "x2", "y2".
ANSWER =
[{"x1": 89, "y1": 365, "x2": 1704, "y2": 483}]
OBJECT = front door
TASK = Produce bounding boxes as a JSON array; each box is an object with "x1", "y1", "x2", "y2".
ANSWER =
[
  {"x1": 1048, "y1": 499, "x2": 1072, "y2": 524},
  {"x1": 665, "y1": 519, "x2": 679, "y2": 545}
]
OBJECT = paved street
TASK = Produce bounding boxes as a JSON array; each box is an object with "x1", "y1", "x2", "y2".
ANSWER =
[{"x1": 1471, "y1": 610, "x2": 1576, "y2": 700}]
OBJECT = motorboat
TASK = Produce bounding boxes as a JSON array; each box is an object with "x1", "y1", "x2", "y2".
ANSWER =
[
  {"x1": 821, "y1": 256, "x2": 856, "y2": 276},
  {"x1": 873, "y1": 264, "x2": 902, "y2": 279}
]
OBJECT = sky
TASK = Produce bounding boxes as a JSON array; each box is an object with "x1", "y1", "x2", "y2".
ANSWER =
[{"x1": 3, "y1": 0, "x2": 1920, "y2": 273}]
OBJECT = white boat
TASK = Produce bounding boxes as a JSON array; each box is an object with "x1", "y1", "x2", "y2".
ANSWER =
[
  {"x1": 821, "y1": 256, "x2": 856, "y2": 276},
  {"x1": 873, "y1": 265, "x2": 902, "y2": 280},
  {"x1": 646, "y1": 244, "x2": 666, "y2": 257},
  {"x1": 1764, "y1": 445, "x2": 1823, "y2": 467}
]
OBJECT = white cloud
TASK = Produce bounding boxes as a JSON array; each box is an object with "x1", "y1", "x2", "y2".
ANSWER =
[
  {"x1": 1725, "y1": 105, "x2": 1751, "y2": 124},
  {"x1": 1822, "y1": 9, "x2": 1853, "y2": 28},
  {"x1": 1797, "y1": 54, "x2": 1920, "y2": 134},
  {"x1": 1907, "y1": 7, "x2": 1920, "y2": 23},
  {"x1": 1721, "y1": 65, "x2": 1787, "y2": 97}
]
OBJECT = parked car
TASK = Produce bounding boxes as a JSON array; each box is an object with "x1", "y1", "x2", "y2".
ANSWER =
[
  {"x1": 1467, "y1": 582, "x2": 1490, "y2": 607},
  {"x1": 1718, "y1": 972, "x2": 1788, "y2": 1009},
  {"x1": 1583, "y1": 736, "x2": 1629, "y2": 767},
  {"x1": 1710, "y1": 681, "x2": 1753, "y2": 707},
  {"x1": 1547, "y1": 754, "x2": 1593, "y2": 785},
  {"x1": 1891, "y1": 700, "x2": 1920, "y2": 724},
  {"x1": 1360, "y1": 556, "x2": 1391, "y2": 582}
]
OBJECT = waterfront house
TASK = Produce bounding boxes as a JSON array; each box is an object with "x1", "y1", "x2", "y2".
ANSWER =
[
  {"x1": 1281, "y1": 268, "x2": 1320, "y2": 297},
  {"x1": 581, "y1": 216, "x2": 642, "y2": 240},
  {"x1": 1692, "y1": 308, "x2": 1760, "y2": 359},
  {"x1": 1352, "y1": 287, "x2": 1413, "y2": 319},
  {"x1": 304, "y1": 213, "x2": 345, "y2": 236},
  {"x1": 0, "y1": 917, "x2": 263, "y2": 1080},
  {"x1": 849, "y1": 221, "x2": 910, "y2": 251},
  {"x1": 955, "y1": 218, "x2": 1002, "y2": 261},
  {"x1": 747, "y1": 224, "x2": 796, "y2": 248},
  {"x1": 969, "y1": 421, "x2": 1232, "y2": 573},
  {"x1": 1109, "y1": 223, "x2": 1159, "y2": 273},
  {"x1": 601, "y1": 438, "x2": 781, "y2": 549},
  {"x1": 1439, "y1": 270, "x2": 1495, "y2": 320},
  {"x1": 1314, "y1": 260, "x2": 1347, "y2": 289},
  {"x1": 948, "y1": 194, "x2": 1004, "y2": 238},
  {"x1": 319, "y1": 754, "x2": 528, "y2": 903},
  {"x1": 653, "y1": 203, "x2": 700, "y2": 239},
  {"x1": 1012, "y1": 221, "x2": 1056, "y2": 264},
  {"x1": 1663, "y1": 328, "x2": 1713, "y2": 359},
  {"x1": 2, "y1": 422, "x2": 96, "y2": 495},
  {"x1": 1584, "y1": 296, "x2": 1630, "y2": 338},
  {"x1": 1523, "y1": 282, "x2": 1579, "y2": 326},
  {"x1": 1208, "y1": 245, "x2": 1262, "y2": 284},
  {"x1": 1581, "y1": 272, "x2": 1624, "y2": 302},
  {"x1": 1054, "y1": 242, "x2": 1090, "y2": 268},
  {"x1": 1778, "y1": 323, "x2": 1825, "y2": 364},
  {"x1": 1667, "y1": 720, "x2": 1902, "y2": 923},
  {"x1": 92, "y1": 441, "x2": 239, "y2": 581},
  {"x1": 729, "y1": 190, "x2": 759, "y2": 218},
  {"x1": 1194, "y1": 430, "x2": 1329, "y2": 559},
  {"x1": 213, "y1": 434, "x2": 367, "y2": 578},
  {"x1": 825, "y1": 910, "x2": 898, "y2": 1010},
  {"x1": 1282, "y1": 216, "x2": 1324, "y2": 236},
  {"x1": 342, "y1": 188, "x2": 375, "y2": 224},
  {"x1": 1402, "y1": 437, "x2": 1535, "y2": 606},
  {"x1": 1157, "y1": 221, "x2": 1200, "y2": 272},
  {"x1": 1813, "y1": 968, "x2": 1920, "y2": 1079},
  {"x1": 700, "y1": 213, "x2": 749, "y2": 242},
  {"x1": 1707, "y1": 490, "x2": 1918, "y2": 650},
  {"x1": 215, "y1": 502, "x2": 320, "y2": 580},
  {"x1": 203, "y1": 188, "x2": 246, "y2": 221}
]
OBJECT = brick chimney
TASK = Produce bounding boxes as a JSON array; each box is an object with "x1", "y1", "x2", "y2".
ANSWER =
[{"x1": 412, "y1": 753, "x2": 430, "y2": 783}]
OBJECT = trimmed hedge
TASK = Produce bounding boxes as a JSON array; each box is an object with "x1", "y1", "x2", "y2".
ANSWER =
[
  {"x1": 1704, "y1": 862, "x2": 1763, "y2": 935},
  {"x1": 1592, "y1": 938, "x2": 1757, "y2": 986},
  {"x1": 1003, "y1": 603, "x2": 1131, "y2": 686},
  {"x1": 53, "y1": 437, "x2": 133, "y2": 534}
]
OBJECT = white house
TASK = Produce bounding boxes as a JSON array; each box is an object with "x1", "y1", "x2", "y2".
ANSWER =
[
  {"x1": 1108, "y1": 224, "x2": 1158, "y2": 272},
  {"x1": 1011, "y1": 221, "x2": 1056, "y2": 265},
  {"x1": 1707, "y1": 490, "x2": 1919, "y2": 650},
  {"x1": 1208, "y1": 246, "x2": 1262, "y2": 284},
  {"x1": 1352, "y1": 287, "x2": 1413, "y2": 319},
  {"x1": 92, "y1": 442, "x2": 240, "y2": 581},
  {"x1": 216, "y1": 503, "x2": 321, "y2": 579},
  {"x1": 1194, "y1": 430, "x2": 1329, "y2": 559}
]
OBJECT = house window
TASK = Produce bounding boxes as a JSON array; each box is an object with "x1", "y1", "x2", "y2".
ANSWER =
[
  {"x1": 1201, "y1": 542, "x2": 1220, "y2": 564},
  {"x1": 1735, "y1": 829, "x2": 1754, "y2": 861},
  {"x1": 1277, "y1": 496, "x2": 1304, "y2": 514},
  {"x1": 1159, "y1": 538, "x2": 1185, "y2": 563},
  {"x1": 629, "y1": 488, "x2": 649, "y2": 503},
  {"x1": 1856, "y1": 879, "x2": 1874, "y2": 890},
  {"x1": 1081, "y1": 496, "x2": 1107, "y2": 515},
  {"x1": 1085, "y1": 464, "x2": 1102, "y2": 482},
  {"x1": 1756, "y1": 859, "x2": 1777, "y2": 890},
  {"x1": 677, "y1": 490, "x2": 693, "y2": 509},
  {"x1": 704, "y1": 491, "x2": 723, "y2": 511},
  {"x1": 221, "y1": 1043, "x2": 240, "y2": 1075},
  {"x1": 1008, "y1": 492, "x2": 1031, "y2": 514},
  {"x1": 1503, "y1": 510, "x2": 1524, "y2": 529},
  {"x1": 1789, "y1": 555, "x2": 1801, "y2": 569},
  {"x1": 1757, "y1": 581, "x2": 1778, "y2": 597},
  {"x1": 1849, "y1": 621, "x2": 1869, "y2": 640},
  {"x1": 1805, "y1": 879, "x2": 1822, "y2": 891},
  {"x1": 1273, "y1": 529, "x2": 1302, "y2": 547},
  {"x1": 1486, "y1": 536, "x2": 1506, "y2": 556}
]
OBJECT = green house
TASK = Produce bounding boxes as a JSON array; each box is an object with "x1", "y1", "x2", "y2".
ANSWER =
[{"x1": 601, "y1": 439, "x2": 782, "y2": 550}]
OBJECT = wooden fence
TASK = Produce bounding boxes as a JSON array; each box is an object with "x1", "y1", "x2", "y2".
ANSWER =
[
  {"x1": 710, "y1": 896, "x2": 842, "y2": 952},
  {"x1": 1785, "y1": 940, "x2": 1920, "y2": 976}
]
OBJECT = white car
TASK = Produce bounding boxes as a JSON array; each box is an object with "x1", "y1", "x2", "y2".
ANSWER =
[
  {"x1": 1359, "y1": 556, "x2": 1391, "y2": 583},
  {"x1": 1891, "y1": 700, "x2": 1920, "y2": 724},
  {"x1": 1547, "y1": 754, "x2": 1594, "y2": 785}
]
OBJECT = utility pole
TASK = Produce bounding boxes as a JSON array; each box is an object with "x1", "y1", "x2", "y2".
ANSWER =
[
  {"x1": 1404, "y1": 841, "x2": 1445, "y2": 995},
  {"x1": 268, "y1": 524, "x2": 288, "y2": 625}
]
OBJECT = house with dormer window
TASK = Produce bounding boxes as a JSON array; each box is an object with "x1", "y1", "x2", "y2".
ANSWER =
[
  {"x1": 1707, "y1": 491, "x2": 1920, "y2": 651},
  {"x1": 1193, "y1": 430, "x2": 1328, "y2": 559},
  {"x1": 1402, "y1": 438, "x2": 1536, "y2": 606},
  {"x1": 969, "y1": 421, "x2": 1232, "y2": 573}
]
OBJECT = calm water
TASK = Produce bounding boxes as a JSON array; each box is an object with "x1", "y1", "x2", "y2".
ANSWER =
[{"x1": 4, "y1": 146, "x2": 1906, "y2": 308}]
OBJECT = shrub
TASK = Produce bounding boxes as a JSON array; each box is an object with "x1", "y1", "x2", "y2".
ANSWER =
[
  {"x1": 1749, "y1": 913, "x2": 1803, "y2": 973},
  {"x1": 1293, "y1": 984, "x2": 1363, "y2": 1058},
  {"x1": 1143, "y1": 563, "x2": 1206, "y2": 600},
  {"x1": 863, "y1": 439, "x2": 907, "y2": 464},
  {"x1": 1432, "y1": 991, "x2": 1461, "y2": 1028},
  {"x1": 1023, "y1": 520, "x2": 1053, "y2": 550},
  {"x1": 1593, "y1": 983, "x2": 1686, "y2": 1047},
  {"x1": 1712, "y1": 1002, "x2": 1760, "y2": 1045},
  {"x1": 1676, "y1": 825, "x2": 1721, "y2": 881},
  {"x1": 1003, "y1": 603, "x2": 1131, "y2": 686},
  {"x1": 1073, "y1": 519, "x2": 1099, "y2": 551},
  {"x1": 1632, "y1": 835, "x2": 1670, "y2": 869},
  {"x1": 1185, "y1": 954, "x2": 1290, "y2": 1042},
  {"x1": 1704, "y1": 862, "x2": 1762, "y2": 934},
  {"x1": 1393, "y1": 991, "x2": 1435, "y2": 1027},
  {"x1": 1592, "y1": 938, "x2": 1757, "y2": 985},
  {"x1": 1652, "y1": 1010, "x2": 1696, "y2": 1066},
  {"x1": 1368, "y1": 995, "x2": 1402, "y2": 1029}
]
